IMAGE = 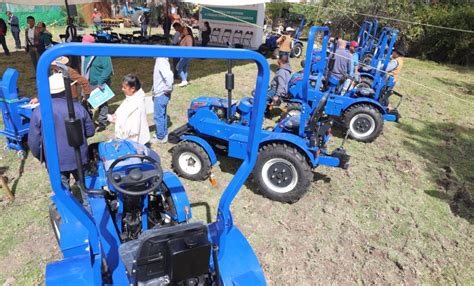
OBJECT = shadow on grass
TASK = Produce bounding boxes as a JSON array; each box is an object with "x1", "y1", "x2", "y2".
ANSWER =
[
  {"x1": 397, "y1": 120, "x2": 474, "y2": 223},
  {"x1": 434, "y1": 77, "x2": 473, "y2": 96},
  {"x1": 190, "y1": 202, "x2": 212, "y2": 223}
]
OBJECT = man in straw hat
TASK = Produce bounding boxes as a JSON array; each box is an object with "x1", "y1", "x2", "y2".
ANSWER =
[{"x1": 28, "y1": 73, "x2": 95, "y2": 190}]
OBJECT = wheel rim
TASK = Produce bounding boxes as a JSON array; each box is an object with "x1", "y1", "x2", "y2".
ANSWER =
[
  {"x1": 178, "y1": 152, "x2": 202, "y2": 175},
  {"x1": 261, "y1": 158, "x2": 298, "y2": 193},
  {"x1": 349, "y1": 113, "x2": 376, "y2": 138}
]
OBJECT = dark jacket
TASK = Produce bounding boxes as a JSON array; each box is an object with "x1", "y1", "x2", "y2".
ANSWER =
[
  {"x1": 8, "y1": 15, "x2": 20, "y2": 33},
  {"x1": 28, "y1": 95, "x2": 95, "y2": 172},
  {"x1": 81, "y1": 56, "x2": 113, "y2": 86},
  {"x1": 25, "y1": 26, "x2": 40, "y2": 52},
  {"x1": 271, "y1": 63, "x2": 292, "y2": 98},
  {"x1": 38, "y1": 31, "x2": 53, "y2": 55},
  {"x1": 331, "y1": 48, "x2": 352, "y2": 80}
]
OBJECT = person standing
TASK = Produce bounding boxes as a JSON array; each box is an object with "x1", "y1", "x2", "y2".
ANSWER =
[
  {"x1": 81, "y1": 35, "x2": 113, "y2": 131},
  {"x1": 0, "y1": 19, "x2": 10, "y2": 56},
  {"x1": 65, "y1": 17, "x2": 77, "y2": 43},
  {"x1": 174, "y1": 23, "x2": 192, "y2": 87},
  {"x1": 386, "y1": 47, "x2": 405, "y2": 83},
  {"x1": 92, "y1": 8, "x2": 102, "y2": 32},
  {"x1": 37, "y1": 22, "x2": 54, "y2": 56},
  {"x1": 6, "y1": 11, "x2": 21, "y2": 50},
  {"x1": 152, "y1": 57, "x2": 173, "y2": 143},
  {"x1": 107, "y1": 74, "x2": 150, "y2": 145},
  {"x1": 200, "y1": 21, "x2": 211, "y2": 47},
  {"x1": 28, "y1": 73, "x2": 95, "y2": 192},
  {"x1": 276, "y1": 27, "x2": 293, "y2": 58},
  {"x1": 139, "y1": 11, "x2": 150, "y2": 37},
  {"x1": 25, "y1": 16, "x2": 40, "y2": 71}
]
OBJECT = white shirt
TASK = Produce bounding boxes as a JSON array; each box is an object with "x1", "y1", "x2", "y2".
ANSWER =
[
  {"x1": 27, "y1": 27, "x2": 35, "y2": 44},
  {"x1": 153, "y1": 58, "x2": 174, "y2": 97},
  {"x1": 114, "y1": 88, "x2": 151, "y2": 145}
]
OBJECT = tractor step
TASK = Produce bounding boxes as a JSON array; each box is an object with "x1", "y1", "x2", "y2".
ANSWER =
[
  {"x1": 331, "y1": 148, "x2": 350, "y2": 169},
  {"x1": 168, "y1": 124, "x2": 193, "y2": 144}
]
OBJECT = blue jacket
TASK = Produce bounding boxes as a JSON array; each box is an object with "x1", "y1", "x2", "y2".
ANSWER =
[{"x1": 28, "y1": 95, "x2": 95, "y2": 172}]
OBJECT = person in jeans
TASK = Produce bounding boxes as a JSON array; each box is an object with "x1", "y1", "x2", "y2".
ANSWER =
[
  {"x1": 0, "y1": 18, "x2": 10, "y2": 56},
  {"x1": 25, "y1": 16, "x2": 40, "y2": 71},
  {"x1": 174, "y1": 23, "x2": 193, "y2": 87},
  {"x1": 152, "y1": 57, "x2": 174, "y2": 143},
  {"x1": 6, "y1": 11, "x2": 20, "y2": 50},
  {"x1": 81, "y1": 35, "x2": 113, "y2": 131},
  {"x1": 28, "y1": 73, "x2": 95, "y2": 198}
]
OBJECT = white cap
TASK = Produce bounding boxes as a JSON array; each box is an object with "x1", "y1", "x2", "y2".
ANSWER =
[
  {"x1": 49, "y1": 73, "x2": 65, "y2": 94},
  {"x1": 286, "y1": 27, "x2": 295, "y2": 32}
]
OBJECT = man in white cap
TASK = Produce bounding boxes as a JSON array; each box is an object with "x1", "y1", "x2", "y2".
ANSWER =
[
  {"x1": 276, "y1": 27, "x2": 294, "y2": 58},
  {"x1": 28, "y1": 73, "x2": 95, "y2": 189}
]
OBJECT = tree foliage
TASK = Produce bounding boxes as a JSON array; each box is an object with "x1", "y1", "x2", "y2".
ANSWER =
[{"x1": 269, "y1": 1, "x2": 474, "y2": 65}]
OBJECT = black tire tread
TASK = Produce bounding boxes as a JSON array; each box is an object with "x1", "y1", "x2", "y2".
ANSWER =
[
  {"x1": 344, "y1": 104, "x2": 384, "y2": 143},
  {"x1": 171, "y1": 141, "x2": 212, "y2": 181},
  {"x1": 252, "y1": 143, "x2": 312, "y2": 203}
]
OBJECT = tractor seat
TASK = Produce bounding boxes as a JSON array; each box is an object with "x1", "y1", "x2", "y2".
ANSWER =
[
  {"x1": 356, "y1": 87, "x2": 376, "y2": 97},
  {"x1": 119, "y1": 222, "x2": 211, "y2": 284}
]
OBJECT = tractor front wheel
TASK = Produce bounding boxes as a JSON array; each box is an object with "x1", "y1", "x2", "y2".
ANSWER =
[
  {"x1": 291, "y1": 43, "x2": 304, "y2": 58},
  {"x1": 253, "y1": 143, "x2": 312, "y2": 203},
  {"x1": 49, "y1": 202, "x2": 62, "y2": 244},
  {"x1": 171, "y1": 141, "x2": 211, "y2": 181},
  {"x1": 344, "y1": 105, "x2": 384, "y2": 142}
]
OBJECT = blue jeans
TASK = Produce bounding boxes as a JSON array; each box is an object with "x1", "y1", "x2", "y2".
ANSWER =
[
  {"x1": 176, "y1": 58, "x2": 190, "y2": 82},
  {"x1": 12, "y1": 31, "x2": 21, "y2": 49},
  {"x1": 141, "y1": 24, "x2": 148, "y2": 36},
  {"x1": 153, "y1": 95, "x2": 170, "y2": 139}
]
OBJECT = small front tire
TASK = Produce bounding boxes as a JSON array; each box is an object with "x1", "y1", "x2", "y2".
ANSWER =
[
  {"x1": 344, "y1": 104, "x2": 383, "y2": 142},
  {"x1": 171, "y1": 141, "x2": 212, "y2": 181}
]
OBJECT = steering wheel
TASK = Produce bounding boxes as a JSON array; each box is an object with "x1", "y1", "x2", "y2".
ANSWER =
[{"x1": 107, "y1": 154, "x2": 163, "y2": 196}]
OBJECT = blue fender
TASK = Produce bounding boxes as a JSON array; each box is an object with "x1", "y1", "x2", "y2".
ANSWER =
[
  {"x1": 359, "y1": 72, "x2": 375, "y2": 81},
  {"x1": 260, "y1": 132, "x2": 318, "y2": 167},
  {"x1": 180, "y1": 135, "x2": 218, "y2": 166},
  {"x1": 162, "y1": 172, "x2": 193, "y2": 223},
  {"x1": 325, "y1": 95, "x2": 388, "y2": 117},
  {"x1": 46, "y1": 254, "x2": 98, "y2": 286}
]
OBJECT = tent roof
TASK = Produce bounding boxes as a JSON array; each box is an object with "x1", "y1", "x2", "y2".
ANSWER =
[
  {"x1": 183, "y1": 0, "x2": 270, "y2": 6},
  {"x1": 0, "y1": 0, "x2": 100, "y2": 5}
]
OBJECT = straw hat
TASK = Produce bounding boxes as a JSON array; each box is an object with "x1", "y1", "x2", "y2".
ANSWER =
[
  {"x1": 49, "y1": 73, "x2": 65, "y2": 94},
  {"x1": 51, "y1": 56, "x2": 70, "y2": 66}
]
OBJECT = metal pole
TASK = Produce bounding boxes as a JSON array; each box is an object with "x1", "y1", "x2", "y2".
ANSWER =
[
  {"x1": 225, "y1": 60, "x2": 234, "y2": 122},
  {"x1": 65, "y1": 0, "x2": 71, "y2": 20}
]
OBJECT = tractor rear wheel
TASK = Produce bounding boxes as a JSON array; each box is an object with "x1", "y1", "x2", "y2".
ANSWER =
[
  {"x1": 49, "y1": 202, "x2": 62, "y2": 244},
  {"x1": 171, "y1": 141, "x2": 211, "y2": 181},
  {"x1": 344, "y1": 104, "x2": 384, "y2": 142},
  {"x1": 253, "y1": 143, "x2": 312, "y2": 203},
  {"x1": 291, "y1": 43, "x2": 303, "y2": 58}
]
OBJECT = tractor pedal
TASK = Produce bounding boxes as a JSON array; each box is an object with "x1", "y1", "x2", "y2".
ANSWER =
[{"x1": 209, "y1": 173, "x2": 217, "y2": 187}]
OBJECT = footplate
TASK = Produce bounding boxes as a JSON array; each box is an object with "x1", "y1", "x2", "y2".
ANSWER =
[
  {"x1": 331, "y1": 147, "x2": 350, "y2": 169},
  {"x1": 168, "y1": 124, "x2": 193, "y2": 144}
]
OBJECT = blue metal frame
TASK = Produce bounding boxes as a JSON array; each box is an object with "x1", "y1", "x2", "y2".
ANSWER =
[
  {"x1": 0, "y1": 68, "x2": 32, "y2": 153},
  {"x1": 181, "y1": 135, "x2": 218, "y2": 166},
  {"x1": 38, "y1": 43, "x2": 269, "y2": 285}
]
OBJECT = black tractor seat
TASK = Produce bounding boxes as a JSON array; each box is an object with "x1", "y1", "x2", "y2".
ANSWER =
[{"x1": 356, "y1": 87, "x2": 376, "y2": 97}]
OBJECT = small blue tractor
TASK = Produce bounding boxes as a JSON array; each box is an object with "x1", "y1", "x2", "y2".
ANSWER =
[
  {"x1": 258, "y1": 13, "x2": 305, "y2": 58},
  {"x1": 356, "y1": 19, "x2": 379, "y2": 64},
  {"x1": 169, "y1": 26, "x2": 349, "y2": 204},
  {"x1": 285, "y1": 26, "x2": 402, "y2": 142},
  {"x1": 0, "y1": 68, "x2": 33, "y2": 158},
  {"x1": 40, "y1": 44, "x2": 269, "y2": 285}
]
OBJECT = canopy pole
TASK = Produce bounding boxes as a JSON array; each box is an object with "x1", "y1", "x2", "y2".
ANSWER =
[{"x1": 65, "y1": 0, "x2": 71, "y2": 19}]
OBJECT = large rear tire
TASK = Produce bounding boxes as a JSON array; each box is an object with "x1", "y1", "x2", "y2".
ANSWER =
[
  {"x1": 253, "y1": 143, "x2": 312, "y2": 203},
  {"x1": 171, "y1": 141, "x2": 211, "y2": 181},
  {"x1": 344, "y1": 104, "x2": 383, "y2": 142}
]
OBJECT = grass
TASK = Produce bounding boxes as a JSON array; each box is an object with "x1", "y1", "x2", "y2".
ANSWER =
[{"x1": 0, "y1": 34, "x2": 473, "y2": 285}]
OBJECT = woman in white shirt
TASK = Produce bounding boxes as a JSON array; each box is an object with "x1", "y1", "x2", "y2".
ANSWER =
[{"x1": 108, "y1": 74, "x2": 151, "y2": 145}]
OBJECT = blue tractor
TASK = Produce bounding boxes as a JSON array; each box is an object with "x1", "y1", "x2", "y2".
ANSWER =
[
  {"x1": 169, "y1": 26, "x2": 350, "y2": 204},
  {"x1": 356, "y1": 19, "x2": 379, "y2": 64},
  {"x1": 0, "y1": 68, "x2": 33, "y2": 158},
  {"x1": 285, "y1": 26, "x2": 402, "y2": 142},
  {"x1": 40, "y1": 44, "x2": 269, "y2": 285},
  {"x1": 258, "y1": 13, "x2": 306, "y2": 58}
]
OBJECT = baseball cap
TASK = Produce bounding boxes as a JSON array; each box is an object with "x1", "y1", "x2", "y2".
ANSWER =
[
  {"x1": 350, "y1": 41, "x2": 358, "y2": 48},
  {"x1": 82, "y1": 35, "x2": 95, "y2": 43}
]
